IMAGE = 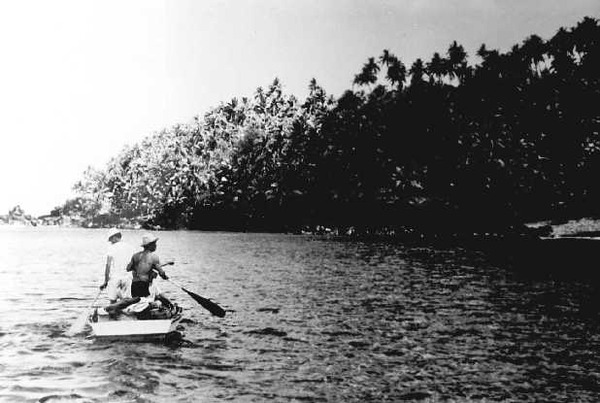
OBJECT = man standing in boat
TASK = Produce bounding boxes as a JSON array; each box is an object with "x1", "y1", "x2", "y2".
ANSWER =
[
  {"x1": 100, "y1": 228, "x2": 132, "y2": 303},
  {"x1": 126, "y1": 233, "x2": 169, "y2": 298}
]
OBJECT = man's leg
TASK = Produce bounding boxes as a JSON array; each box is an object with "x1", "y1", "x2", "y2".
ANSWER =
[{"x1": 105, "y1": 297, "x2": 141, "y2": 314}]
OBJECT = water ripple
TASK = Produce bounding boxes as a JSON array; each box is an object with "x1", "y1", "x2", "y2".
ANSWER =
[{"x1": 1, "y1": 229, "x2": 600, "y2": 401}]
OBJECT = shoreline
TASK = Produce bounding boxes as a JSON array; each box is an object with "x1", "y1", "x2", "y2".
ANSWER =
[{"x1": 3, "y1": 216, "x2": 599, "y2": 239}]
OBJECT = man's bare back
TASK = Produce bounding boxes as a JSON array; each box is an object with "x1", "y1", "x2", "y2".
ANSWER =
[{"x1": 127, "y1": 250, "x2": 161, "y2": 282}]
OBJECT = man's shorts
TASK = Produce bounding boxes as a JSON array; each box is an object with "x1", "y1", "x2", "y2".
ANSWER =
[{"x1": 131, "y1": 281, "x2": 150, "y2": 298}]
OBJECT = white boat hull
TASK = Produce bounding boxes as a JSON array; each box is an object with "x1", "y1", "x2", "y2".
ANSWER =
[
  {"x1": 89, "y1": 308, "x2": 183, "y2": 341},
  {"x1": 91, "y1": 319, "x2": 179, "y2": 340}
]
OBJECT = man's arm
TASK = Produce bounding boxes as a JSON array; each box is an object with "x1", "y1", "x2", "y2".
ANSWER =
[
  {"x1": 100, "y1": 256, "x2": 113, "y2": 290},
  {"x1": 156, "y1": 293, "x2": 173, "y2": 309},
  {"x1": 155, "y1": 266, "x2": 168, "y2": 279},
  {"x1": 153, "y1": 256, "x2": 168, "y2": 279},
  {"x1": 126, "y1": 255, "x2": 134, "y2": 272}
]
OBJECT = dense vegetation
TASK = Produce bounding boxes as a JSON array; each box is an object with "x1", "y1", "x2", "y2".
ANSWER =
[{"x1": 61, "y1": 17, "x2": 600, "y2": 238}]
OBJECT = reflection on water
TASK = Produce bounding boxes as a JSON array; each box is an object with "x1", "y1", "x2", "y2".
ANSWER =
[{"x1": 1, "y1": 227, "x2": 599, "y2": 402}]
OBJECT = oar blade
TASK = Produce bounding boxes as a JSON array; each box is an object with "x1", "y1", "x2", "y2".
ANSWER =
[
  {"x1": 65, "y1": 290, "x2": 102, "y2": 336},
  {"x1": 182, "y1": 288, "x2": 226, "y2": 317}
]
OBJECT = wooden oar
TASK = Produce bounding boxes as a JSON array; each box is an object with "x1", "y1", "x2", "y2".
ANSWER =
[
  {"x1": 166, "y1": 277, "x2": 226, "y2": 318},
  {"x1": 155, "y1": 263, "x2": 226, "y2": 318},
  {"x1": 66, "y1": 289, "x2": 103, "y2": 336}
]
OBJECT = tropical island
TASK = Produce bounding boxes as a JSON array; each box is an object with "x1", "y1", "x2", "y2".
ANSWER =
[
  {"x1": 0, "y1": 204, "x2": 90, "y2": 227},
  {"x1": 44, "y1": 17, "x2": 598, "y2": 241},
  {"x1": 0, "y1": 205, "x2": 39, "y2": 226}
]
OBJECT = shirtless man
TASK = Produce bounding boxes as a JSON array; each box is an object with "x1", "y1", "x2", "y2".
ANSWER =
[{"x1": 126, "y1": 234, "x2": 169, "y2": 298}]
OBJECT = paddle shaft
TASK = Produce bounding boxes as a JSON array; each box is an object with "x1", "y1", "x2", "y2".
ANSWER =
[
  {"x1": 153, "y1": 267, "x2": 200, "y2": 298},
  {"x1": 163, "y1": 276, "x2": 188, "y2": 291},
  {"x1": 89, "y1": 289, "x2": 103, "y2": 308},
  {"x1": 66, "y1": 288, "x2": 103, "y2": 335}
]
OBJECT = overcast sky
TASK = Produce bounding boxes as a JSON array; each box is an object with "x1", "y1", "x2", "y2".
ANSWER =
[{"x1": 0, "y1": 0, "x2": 598, "y2": 216}]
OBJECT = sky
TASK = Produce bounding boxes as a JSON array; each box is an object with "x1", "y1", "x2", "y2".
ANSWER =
[{"x1": 0, "y1": 0, "x2": 597, "y2": 216}]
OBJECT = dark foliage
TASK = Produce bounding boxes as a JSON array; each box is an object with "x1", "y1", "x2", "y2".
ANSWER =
[{"x1": 64, "y1": 18, "x2": 600, "y2": 237}]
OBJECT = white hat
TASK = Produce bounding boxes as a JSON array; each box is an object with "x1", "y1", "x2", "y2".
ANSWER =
[
  {"x1": 141, "y1": 233, "x2": 159, "y2": 247},
  {"x1": 107, "y1": 228, "x2": 121, "y2": 240}
]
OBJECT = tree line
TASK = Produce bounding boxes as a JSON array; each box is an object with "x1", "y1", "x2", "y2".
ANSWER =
[{"x1": 59, "y1": 17, "x2": 600, "y2": 238}]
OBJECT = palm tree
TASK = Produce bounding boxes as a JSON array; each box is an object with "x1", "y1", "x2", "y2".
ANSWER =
[
  {"x1": 409, "y1": 58, "x2": 426, "y2": 87},
  {"x1": 446, "y1": 41, "x2": 469, "y2": 83},
  {"x1": 380, "y1": 49, "x2": 407, "y2": 90},
  {"x1": 426, "y1": 52, "x2": 446, "y2": 85},
  {"x1": 476, "y1": 44, "x2": 489, "y2": 62},
  {"x1": 548, "y1": 27, "x2": 576, "y2": 75},
  {"x1": 476, "y1": 44, "x2": 500, "y2": 63},
  {"x1": 520, "y1": 34, "x2": 547, "y2": 77},
  {"x1": 476, "y1": 44, "x2": 503, "y2": 79},
  {"x1": 354, "y1": 57, "x2": 380, "y2": 87}
]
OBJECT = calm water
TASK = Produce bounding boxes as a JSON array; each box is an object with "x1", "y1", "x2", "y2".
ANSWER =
[{"x1": 0, "y1": 227, "x2": 599, "y2": 402}]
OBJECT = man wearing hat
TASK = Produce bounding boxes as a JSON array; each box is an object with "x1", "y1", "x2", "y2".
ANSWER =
[
  {"x1": 100, "y1": 228, "x2": 133, "y2": 303},
  {"x1": 126, "y1": 233, "x2": 169, "y2": 298}
]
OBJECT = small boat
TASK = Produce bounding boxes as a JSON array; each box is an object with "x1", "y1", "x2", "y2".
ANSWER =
[{"x1": 88, "y1": 303, "x2": 183, "y2": 342}]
